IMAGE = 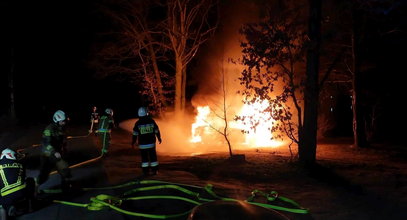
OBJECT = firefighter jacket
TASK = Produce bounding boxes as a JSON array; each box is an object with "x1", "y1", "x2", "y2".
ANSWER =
[
  {"x1": 132, "y1": 116, "x2": 161, "y2": 149},
  {"x1": 98, "y1": 114, "x2": 114, "y2": 133},
  {"x1": 41, "y1": 122, "x2": 66, "y2": 156},
  {"x1": 0, "y1": 158, "x2": 26, "y2": 203}
]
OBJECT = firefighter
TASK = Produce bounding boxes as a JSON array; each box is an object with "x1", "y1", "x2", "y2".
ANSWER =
[
  {"x1": 37, "y1": 110, "x2": 72, "y2": 189},
  {"x1": 132, "y1": 107, "x2": 162, "y2": 176},
  {"x1": 89, "y1": 106, "x2": 100, "y2": 134},
  {"x1": 0, "y1": 148, "x2": 35, "y2": 219},
  {"x1": 97, "y1": 108, "x2": 115, "y2": 156}
]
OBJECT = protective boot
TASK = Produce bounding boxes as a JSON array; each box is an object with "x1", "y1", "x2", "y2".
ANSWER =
[{"x1": 26, "y1": 178, "x2": 37, "y2": 213}]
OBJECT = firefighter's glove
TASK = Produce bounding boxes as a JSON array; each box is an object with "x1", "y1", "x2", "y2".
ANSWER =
[{"x1": 158, "y1": 138, "x2": 162, "y2": 144}]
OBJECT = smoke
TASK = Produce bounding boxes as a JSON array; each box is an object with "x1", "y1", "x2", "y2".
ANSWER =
[
  {"x1": 118, "y1": 1, "x2": 291, "y2": 157},
  {"x1": 190, "y1": 0, "x2": 260, "y2": 106},
  {"x1": 119, "y1": 113, "x2": 235, "y2": 156}
]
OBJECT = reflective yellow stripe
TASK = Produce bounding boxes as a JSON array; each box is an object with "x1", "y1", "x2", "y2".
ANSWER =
[
  {"x1": 1, "y1": 184, "x2": 26, "y2": 196},
  {"x1": 0, "y1": 163, "x2": 25, "y2": 196},
  {"x1": 0, "y1": 169, "x2": 8, "y2": 186},
  {"x1": 44, "y1": 129, "x2": 51, "y2": 136}
]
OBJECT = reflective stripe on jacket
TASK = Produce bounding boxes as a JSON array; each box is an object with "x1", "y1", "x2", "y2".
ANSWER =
[{"x1": 0, "y1": 160, "x2": 26, "y2": 197}]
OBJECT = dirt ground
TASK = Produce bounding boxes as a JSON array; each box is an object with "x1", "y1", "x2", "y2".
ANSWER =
[
  {"x1": 112, "y1": 128, "x2": 407, "y2": 220},
  {"x1": 1, "y1": 120, "x2": 407, "y2": 220}
]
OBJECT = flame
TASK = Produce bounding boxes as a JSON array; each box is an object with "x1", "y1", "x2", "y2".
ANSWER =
[
  {"x1": 190, "y1": 106, "x2": 211, "y2": 143},
  {"x1": 233, "y1": 99, "x2": 276, "y2": 147},
  {"x1": 190, "y1": 99, "x2": 283, "y2": 148}
]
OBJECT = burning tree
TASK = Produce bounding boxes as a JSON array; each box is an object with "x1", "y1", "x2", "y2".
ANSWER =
[{"x1": 236, "y1": 5, "x2": 309, "y2": 159}]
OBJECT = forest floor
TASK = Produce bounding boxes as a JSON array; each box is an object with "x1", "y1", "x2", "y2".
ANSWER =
[{"x1": 1, "y1": 118, "x2": 407, "y2": 220}]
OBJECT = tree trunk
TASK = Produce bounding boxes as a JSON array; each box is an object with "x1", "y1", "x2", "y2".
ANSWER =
[
  {"x1": 147, "y1": 43, "x2": 165, "y2": 109},
  {"x1": 175, "y1": 58, "x2": 183, "y2": 112},
  {"x1": 299, "y1": 0, "x2": 321, "y2": 166},
  {"x1": 351, "y1": 6, "x2": 368, "y2": 148},
  {"x1": 181, "y1": 67, "x2": 187, "y2": 110}
]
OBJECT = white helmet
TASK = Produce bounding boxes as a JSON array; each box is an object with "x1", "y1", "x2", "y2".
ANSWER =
[
  {"x1": 105, "y1": 108, "x2": 113, "y2": 116},
  {"x1": 138, "y1": 107, "x2": 148, "y2": 117},
  {"x1": 1, "y1": 148, "x2": 17, "y2": 160},
  {"x1": 53, "y1": 110, "x2": 66, "y2": 123}
]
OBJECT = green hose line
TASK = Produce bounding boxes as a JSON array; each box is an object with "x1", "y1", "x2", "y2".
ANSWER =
[
  {"x1": 203, "y1": 184, "x2": 235, "y2": 201},
  {"x1": 42, "y1": 189, "x2": 63, "y2": 194},
  {"x1": 276, "y1": 195, "x2": 302, "y2": 208},
  {"x1": 122, "y1": 185, "x2": 214, "y2": 203},
  {"x1": 90, "y1": 196, "x2": 196, "y2": 219},
  {"x1": 245, "y1": 189, "x2": 308, "y2": 214},
  {"x1": 51, "y1": 180, "x2": 309, "y2": 218},
  {"x1": 124, "y1": 195, "x2": 202, "y2": 205},
  {"x1": 53, "y1": 200, "x2": 88, "y2": 208},
  {"x1": 123, "y1": 184, "x2": 200, "y2": 197}
]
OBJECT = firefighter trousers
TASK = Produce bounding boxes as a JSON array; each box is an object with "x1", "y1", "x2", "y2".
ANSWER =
[
  {"x1": 139, "y1": 147, "x2": 158, "y2": 175},
  {"x1": 98, "y1": 131, "x2": 111, "y2": 155},
  {"x1": 38, "y1": 154, "x2": 71, "y2": 185}
]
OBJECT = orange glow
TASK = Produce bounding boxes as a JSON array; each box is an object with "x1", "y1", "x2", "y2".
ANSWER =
[
  {"x1": 190, "y1": 98, "x2": 284, "y2": 148},
  {"x1": 190, "y1": 106, "x2": 211, "y2": 143}
]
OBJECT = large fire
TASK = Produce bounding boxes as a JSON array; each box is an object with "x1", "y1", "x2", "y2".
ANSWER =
[
  {"x1": 190, "y1": 99, "x2": 284, "y2": 148},
  {"x1": 118, "y1": 99, "x2": 285, "y2": 156}
]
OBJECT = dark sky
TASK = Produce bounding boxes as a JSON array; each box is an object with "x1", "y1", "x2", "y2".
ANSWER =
[
  {"x1": 2, "y1": 0, "x2": 140, "y2": 123},
  {"x1": 1, "y1": 0, "x2": 407, "y2": 134}
]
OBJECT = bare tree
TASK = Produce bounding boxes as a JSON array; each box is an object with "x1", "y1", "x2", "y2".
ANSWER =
[
  {"x1": 164, "y1": 0, "x2": 218, "y2": 112},
  {"x1": 321, "y1": 0, "x2": 403, "y2": 148},
  {"x1": 92, "y1": 0, "x2": 218, "y2": 114},
  {"x1": 91, "y1": 0, "x2": 172, "y2": 115},
  {"x1": 202, "y1": 60, "x2": 234, "y2": 157}
]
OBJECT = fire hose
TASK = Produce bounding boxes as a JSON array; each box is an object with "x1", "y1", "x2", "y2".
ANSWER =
[
  {"x1": 47, "y1": 179, "x2": 309, "y2": 219},
  {"x1": 17, "y1": 130, "x2": 94, "y2": 154}
]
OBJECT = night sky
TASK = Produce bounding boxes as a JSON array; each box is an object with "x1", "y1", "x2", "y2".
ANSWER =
[
  {"x1": 2, "y1": 0, "x2": 140, "y2": 123},
  {"x1": 1, "y1": 0, "x2": 407, "y2": 140}
]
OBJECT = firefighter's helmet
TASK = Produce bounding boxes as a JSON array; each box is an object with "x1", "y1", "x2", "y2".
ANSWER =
[
  {"x1": 1, "y1": 148, "x2": 17, "y2": 160},
  {"x1": 138, "y1": 107, "x2": 148, "y2": 117},
  {"x1": 53, "y1": 110, "x2": 66, "y2": 123},
  {"x1": 105, "y1": 108, "x2": 114, "y2": 116}
]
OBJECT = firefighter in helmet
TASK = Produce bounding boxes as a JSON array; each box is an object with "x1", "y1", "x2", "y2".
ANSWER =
[
  {"x1": 0, "y1": 148, "x2": 35, "y2": 218},
  {"x1": 97, "y1": 108, "x2": 115, "y2": 156},
  {"x1": 38, "y1": 110, "x2": 72, "y2": 188},
  {"x1": 132, "y1": 107, "x2": 162, "y2": 176}
]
